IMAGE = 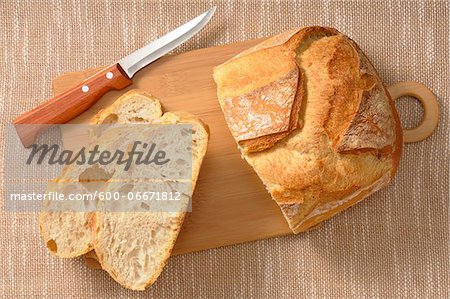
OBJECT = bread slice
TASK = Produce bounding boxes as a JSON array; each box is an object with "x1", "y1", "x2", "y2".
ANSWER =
[
  {"x1": 39, "y1": 90, "x2": 162, "y2": 258},
  {"x1": 91, "y1": 111, "x2": 208, "y2": 290},
  {"x1": 213, "y1": 27, "x2": 402, "y2": 233},
  {"x1": 39, "y1": 90, "x2": 209, "y2": 291}
]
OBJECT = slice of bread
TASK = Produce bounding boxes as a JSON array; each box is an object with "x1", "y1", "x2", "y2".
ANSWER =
[
  {"x1": 39, "y1": 90, "x2": 163, "y2": 258},
  {"x1": 39, "y1": 90, "x2": 208, "y2": 289},
  {"x1": 92, "y1": 112, "x2": 209, "y2": 290}
]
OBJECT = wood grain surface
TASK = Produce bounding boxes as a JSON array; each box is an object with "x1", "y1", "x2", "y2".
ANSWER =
[
  {"x1": 53, "y1": 38, "x2": 293, "y2": 256},
  {"x1": 387, "y1": 82, "x2": 439, "y2": 143},
  {"x1": 53, "y1": 38, "x2": 439, "y2": 256}
]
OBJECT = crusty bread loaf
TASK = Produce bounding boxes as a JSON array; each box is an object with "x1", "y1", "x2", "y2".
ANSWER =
[
  {"x1": 39, "y1": 90, "x2": 209, "y2": 290},
  {"x1": 213, "y1": 27, "x2": 402, "y2": 233}
]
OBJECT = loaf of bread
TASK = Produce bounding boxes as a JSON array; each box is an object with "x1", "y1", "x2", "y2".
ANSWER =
[
  {"x1": 213, "y1": 27, "x2": 402, "y2": 233},
  {"x1": 39, "y1": 90, "x2": 209, "y2": 290}
]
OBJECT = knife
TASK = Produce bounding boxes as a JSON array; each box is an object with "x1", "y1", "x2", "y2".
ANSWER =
[{"x1": 13, "y1": 7, "x2": 216, "y2": 147}]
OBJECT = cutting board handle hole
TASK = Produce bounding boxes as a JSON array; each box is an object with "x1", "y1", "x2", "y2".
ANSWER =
[
  {"x1": 387, "y1": 81, "x2": 439, "y2": 143},
  {"x1": 395, "y1": 96, "x2": 424, "y2": 130}
]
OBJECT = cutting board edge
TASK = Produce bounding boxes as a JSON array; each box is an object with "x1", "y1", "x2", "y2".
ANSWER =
[{"x1": 52, "y1": 37, "x2": 268, "y2": 91}]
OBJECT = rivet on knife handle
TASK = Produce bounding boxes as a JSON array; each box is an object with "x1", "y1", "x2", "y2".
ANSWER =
[{"x1": 13, "y1": 64, "x2": 132, "y2": 147}]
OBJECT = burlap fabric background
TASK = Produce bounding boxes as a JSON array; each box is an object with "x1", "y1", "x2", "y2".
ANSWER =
[{"x1": 0, "y1": 1, "x2": 448, "y2": 298}]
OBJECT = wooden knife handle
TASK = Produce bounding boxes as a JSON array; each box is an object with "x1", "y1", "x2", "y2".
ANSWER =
[{"x1": 13, "y1": 64, "x2": 132, "y2": 147}]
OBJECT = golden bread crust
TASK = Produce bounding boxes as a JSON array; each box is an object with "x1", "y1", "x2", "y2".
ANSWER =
[
  {"x1": 221, "y1": 68, "x2": 302, "y2": 152},
  {"x1": 213, "y1": 27, "x2": 403, "y2": 233}
]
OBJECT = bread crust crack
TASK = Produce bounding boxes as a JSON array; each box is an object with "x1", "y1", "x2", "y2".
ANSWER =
[{"x1": 213, "y1": 27, "x2": 403, "y2": 233}]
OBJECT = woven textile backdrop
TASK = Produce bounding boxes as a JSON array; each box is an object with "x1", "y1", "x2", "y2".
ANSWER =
[{"x1": 0, "y1": 1, "x2": 448, "y2": 298}]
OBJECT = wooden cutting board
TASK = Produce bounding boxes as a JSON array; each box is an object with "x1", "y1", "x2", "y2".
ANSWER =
[
  {"x1": 53, "y1": 38, "x2": 293, "y2": 256},
  {"x1": 53, "y1": 38, "x2": 439, "y2": 256}
]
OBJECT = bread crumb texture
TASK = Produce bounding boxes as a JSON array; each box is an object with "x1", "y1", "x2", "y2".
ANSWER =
[{"x1": 40, "y1": 90, "x2": 209, "y2": 290}]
